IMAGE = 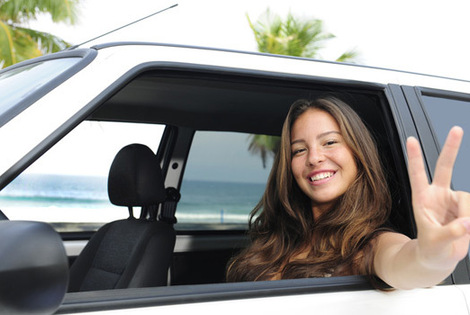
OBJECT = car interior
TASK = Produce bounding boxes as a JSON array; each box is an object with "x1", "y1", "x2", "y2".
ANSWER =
[
  {"x1": 70, "y1": 67, "x2": 414, "y2": 288},
  {"x1": 68, "y1": 143, "x2": 175, "y2": 292}
]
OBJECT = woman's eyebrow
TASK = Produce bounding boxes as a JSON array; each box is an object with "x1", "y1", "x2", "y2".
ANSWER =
[
  {"x1": 317, "y1": 130, "x2": 341, "y2": 138},
  {"x1": 290, "y1": 139, "x2": 305, "y2": 145}
]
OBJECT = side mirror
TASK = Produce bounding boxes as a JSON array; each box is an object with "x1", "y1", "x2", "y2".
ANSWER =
[
  {"x1": 0, "y1": 221, "x2": 69, "y2": 315},
  {"x1": 0, "y1": 210, "x2": 8, "y2": 220}
]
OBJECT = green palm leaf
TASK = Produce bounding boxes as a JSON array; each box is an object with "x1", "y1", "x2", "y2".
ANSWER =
[
  {"x1": 247, "y1": 134, "x2": 280, "y2": 168},
  {"x1": 0, "y1": 0, "x2": 79, "y2": 68},
  {"x1": 0, "y1": 20, "x2": 15, "y2": 66},
  {"x1": 18, "y1": 26, "x2": 70, "y2": 54},
  {"x1": 0, "y1": 0, "x2": 78, "y2": 24},
  {"x1": 11, "y1": 26, "x2": 42, "y2": 62},
  {"x1": 336, "y1": 50, "x2": 359, "y2": 63}
]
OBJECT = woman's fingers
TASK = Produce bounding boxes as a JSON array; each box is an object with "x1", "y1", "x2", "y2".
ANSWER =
[
  {"x1": 419, "y1": 193, "x2": 470, "y2": 256},
  {"x1": 457, "y1": 190, "x2": 470, "y2": 220},
  {"x1": 407, "y1": 126, "x2": 463, "y2": 202},
  {"x1": 407, "y1": 128, "x2": 470, "y2": 269},
  {"x1": 433, "y1": 126, "x2": 463, "y2": 188},
  {"x1": 406, "y1": 136, "x2": 429, "y2": 196}
]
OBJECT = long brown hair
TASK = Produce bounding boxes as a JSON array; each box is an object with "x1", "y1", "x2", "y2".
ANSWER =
[{"x1": 226, "y1": 97, "x2": 391, "y2": 282}]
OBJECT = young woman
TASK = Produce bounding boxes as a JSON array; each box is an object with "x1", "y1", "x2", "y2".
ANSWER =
[{"x1": 226, "y1": 97, "x2": 470, "y2": 289}]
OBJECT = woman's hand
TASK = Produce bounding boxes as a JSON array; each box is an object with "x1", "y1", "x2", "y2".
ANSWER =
[{"x1": 407, "y1": 126, "x2": 470, "y2": 270}]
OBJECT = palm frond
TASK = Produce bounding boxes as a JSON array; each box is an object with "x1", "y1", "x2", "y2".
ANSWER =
[
  {"x1": 18, "y1": 26, "x2": 70, "y2": 54},
  {"x1": 247, "y1": 9, "x2": 285, "y2": 55},
  {"x1": 335, "y1": 50, "x2": 359, "y2": 63},
  {"x1": 0, "y1": 0, "x2": 79, "y2": 24},
  {"x1": 0, "y1": 20, "x2": 16, "y2": 67},
  {"x1": 12, "y1": 26, "x2": 42, "y2": 63},
  {"x1": 247, "y1": 134, "x2": 280, "y2": 168},
  {"x1": 0, "y1": 0, "x2": 79, "y2": 68},
  {"x1": 42, "y1": 0, "x2": 79, "y2": 24},
  {"x1": 247, "y1": 9, "x2": 339, "y2": 59}
]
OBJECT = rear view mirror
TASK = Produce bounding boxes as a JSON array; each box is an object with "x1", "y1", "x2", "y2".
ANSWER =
[{"x1": 0, "y1": 221, "x2": 69, "y2": 315}]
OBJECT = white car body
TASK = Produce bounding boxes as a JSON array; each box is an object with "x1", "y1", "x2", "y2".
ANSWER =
[{"x1": 1, "y1": 42, "x2": 470, "y2": 314}]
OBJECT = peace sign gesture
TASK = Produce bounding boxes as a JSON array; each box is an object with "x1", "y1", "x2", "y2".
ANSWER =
[{"x1": 407, "y1": 126, "x2": 470, "y2": 270}]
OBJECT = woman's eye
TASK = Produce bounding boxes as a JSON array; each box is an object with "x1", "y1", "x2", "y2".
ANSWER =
[
  {"x1": 292, "y1": 148, "x2": 306, "y2": 156},
  {"x1": 325, "y1": 140, "x2": 338, "y2": 146}
]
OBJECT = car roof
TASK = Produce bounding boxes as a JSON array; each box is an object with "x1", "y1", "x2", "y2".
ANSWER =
[{"x1": 86, "y1": 42, "x2": 470, "y2": 91}]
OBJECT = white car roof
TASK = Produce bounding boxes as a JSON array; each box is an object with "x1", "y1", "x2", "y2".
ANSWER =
[{"x1": 87, "y1": 42, "x2": 470, "y2": 94}]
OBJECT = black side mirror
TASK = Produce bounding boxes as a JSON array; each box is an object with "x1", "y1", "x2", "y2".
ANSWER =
[
  {"x1": 0, "y1": 221, "x2": 69, "y2": 315},
  {"x1": 0, "y1": 210, "x2": 8, "y2": 220}
]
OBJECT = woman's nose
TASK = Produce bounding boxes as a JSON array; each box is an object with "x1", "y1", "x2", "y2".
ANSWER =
[{"x1": 307, "y1": 147, "x2": 325, "y2": 165}]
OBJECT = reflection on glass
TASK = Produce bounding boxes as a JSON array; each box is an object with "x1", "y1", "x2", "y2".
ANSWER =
[
  {"x1": 422, "y1": 95, "x2": 470, "y2": 191},
  {"x1": 0, "y1": 58, "x2": 80, "y2": 120}
]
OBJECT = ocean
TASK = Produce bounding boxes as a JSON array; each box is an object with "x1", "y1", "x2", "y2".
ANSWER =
[
  {"x1": 0, "y1": 174, "x2": 265, "y2": 229},
  {"x1": 178, "y1": 180, "x2": 265, "y2": 224}
]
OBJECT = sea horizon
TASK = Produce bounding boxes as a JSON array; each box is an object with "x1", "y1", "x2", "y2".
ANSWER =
[{"x1": 0, "y1": 173, "x2": 265, "y2": 226}]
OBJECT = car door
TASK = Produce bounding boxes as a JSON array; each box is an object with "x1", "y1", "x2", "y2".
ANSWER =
[
  {"x1": 401, "y1": 85, "x2": 470, "y2": 310},
  {"x1": 394, "y1": 84, "x2": 470, "y2": 283},
  {"x1": 3, "y1": 44, "x2": 470, "y2": 314},
  {"x1": 59, "y1": 78, "x2": 470, "y2": 314}
]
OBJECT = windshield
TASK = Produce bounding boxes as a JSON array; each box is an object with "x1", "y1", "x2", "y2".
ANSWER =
[{"x1": 0, "y1": 58, "x2": 81, "y2": 126}]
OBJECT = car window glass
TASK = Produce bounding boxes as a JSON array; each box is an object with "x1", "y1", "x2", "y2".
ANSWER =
[
  {"x1": 421, "y1": 95, "x2": 470, "y2": 191},
  {"x1": 0, "y1": 58, "x2": 81, "y2": 122},
  {"x1": 178, "y1": 131, "x2": 275, "y2": 229},
  {"x1": 0, "y1": 120, "x2": 164, "y2": 232}
]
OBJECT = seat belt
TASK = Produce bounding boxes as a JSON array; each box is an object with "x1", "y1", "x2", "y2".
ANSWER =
[{"x1": 159, "y1": 187, "x2": 180, "y2": 224}]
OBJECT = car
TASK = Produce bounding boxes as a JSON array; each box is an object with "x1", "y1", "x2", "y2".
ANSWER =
[{"x1": 1, "y1": 41, "x2": 470, "y2": 315}]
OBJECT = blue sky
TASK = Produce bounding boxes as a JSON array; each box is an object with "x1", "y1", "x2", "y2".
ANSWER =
[{"x1": 30, "y1": 0, "x2": 470, "y2": 81}]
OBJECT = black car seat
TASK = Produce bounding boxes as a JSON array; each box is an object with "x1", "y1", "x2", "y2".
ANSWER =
[{"x1": 68, "y1": 144, "x2": 176, "y2": 292}]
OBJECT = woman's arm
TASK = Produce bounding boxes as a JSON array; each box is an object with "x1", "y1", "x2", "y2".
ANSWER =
[{"x1": 373, "y1": 127, "x2": 470, "y2": 290}]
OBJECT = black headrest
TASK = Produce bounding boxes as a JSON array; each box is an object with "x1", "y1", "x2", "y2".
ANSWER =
[{"x1": 108, "y1": 144, "x2": 166, "y2": 207}]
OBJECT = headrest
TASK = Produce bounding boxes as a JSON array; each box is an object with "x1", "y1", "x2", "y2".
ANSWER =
[{"x1": 108, "y1": 144, "x2": 166, "y2": 207}]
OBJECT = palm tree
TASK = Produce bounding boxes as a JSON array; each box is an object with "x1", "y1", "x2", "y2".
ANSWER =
[
  {"x1": 247, "y1": 9, "x2": 358, "y2": 167},
  {"x1": 248, "y1": 134, "x2": 280, "y2": 168},
  {"x1": 247, "y1": 9, "x2": 357, "y2": 60},
  {"x1": 0, "y1": 0, "x2": 79, "y2": 68}
]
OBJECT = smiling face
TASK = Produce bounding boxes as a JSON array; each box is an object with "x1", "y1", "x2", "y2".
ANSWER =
[{"x1": 290, "y1": 108, "x2": 358, "y2": 219}]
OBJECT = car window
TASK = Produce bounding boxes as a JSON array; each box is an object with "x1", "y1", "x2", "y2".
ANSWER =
[
  {"x1": 421, "y1": 95, "x2": 470, "y2": 192},
  {"x1": 0, "y1": 120, "x2": 164, "y2": 232},
  {"x1": 0, "y1": 58, "x2": 81, "y2": 125},
  {"x1": 178, "y1": 131, "x2": 275, "y2": 229}
]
